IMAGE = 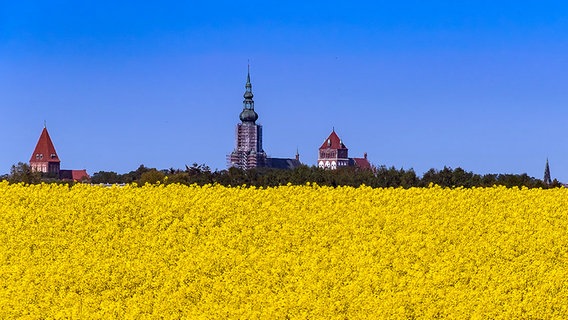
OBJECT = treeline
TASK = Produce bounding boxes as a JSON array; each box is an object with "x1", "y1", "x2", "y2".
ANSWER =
[
  {"x1": 5, "y1": 162, "x2": 559, "y2": 188},
  {"x1": 86, "y1": 163, "x2": 559, "y2": 189}
]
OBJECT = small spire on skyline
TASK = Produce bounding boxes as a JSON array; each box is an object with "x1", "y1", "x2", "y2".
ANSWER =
[{"x1": 544, "y1": 158, "x2": 552, "y2": 185}]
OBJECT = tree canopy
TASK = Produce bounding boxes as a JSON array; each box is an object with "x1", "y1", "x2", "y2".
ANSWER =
[
  {"x1": 6, "y1": 162, "x2": 558, "y2": 188},
  {"x1": 89, "y1": 164, "x2": 553, "y2": 189}
]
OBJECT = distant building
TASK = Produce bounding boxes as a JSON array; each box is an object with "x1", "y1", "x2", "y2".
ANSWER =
[
  {"x1": 227, "y1": 68, "x2": 301, "y2": 170},
  {"x1": 30, "y1": 125, "x2": 90, "y2": 182},
  {"x1": 266, "y1": 150, "x2": 302, "y2": 170},
  {"x1": 59, "y1": 169, "x2": 90, "y2": 181},
  {"x1": 227, "y1": 67, "x2": 267, "y2": 169},
  {"x1": 318, "y1": 129, "x2": 371, "y2": 170},
  {"x1": 30, "y1": 126, "x2": 61, "y2": 175}
]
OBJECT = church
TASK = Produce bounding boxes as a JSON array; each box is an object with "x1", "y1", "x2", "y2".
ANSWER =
[
  {"x1": 227, "y1": 68, "x2": 302, "y2": 170},
  {"x1": 30, "y1": 126, "x2": 90, "y2": 181},
  {"x1": 317, "y1": 129, "x2": 371, "y2": 170},
  {"x1": 227, "y1": 68, "x2": 372, "y2": 171}
]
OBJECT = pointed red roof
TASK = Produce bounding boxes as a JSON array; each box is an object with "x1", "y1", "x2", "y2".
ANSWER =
[
  {"x1": 30, "y1": 127, "x2": 60, "y2": 163},
  {"x1": 319, "y1": 130, "x2": 347, "y2": 150}
]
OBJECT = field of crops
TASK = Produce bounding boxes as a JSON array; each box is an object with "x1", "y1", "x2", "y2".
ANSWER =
[{"x1": 1, "y1": 181, "x2": 567, "y2": 318}]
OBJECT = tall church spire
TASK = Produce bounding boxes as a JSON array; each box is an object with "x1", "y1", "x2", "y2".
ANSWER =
[
  {"x1": 240, "y1": 65, "x2": 258, "y2": 123},
  {"x1": 229, "y1": 66, "x2": 266, "y2": 169},
  {"x1": 544, "y1": 158, "x2": 552, "y2": 185}
]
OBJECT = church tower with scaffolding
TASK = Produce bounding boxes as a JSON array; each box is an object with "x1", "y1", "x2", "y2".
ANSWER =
[{"x1": 227, "y1": 67, "x2": 267, "y2": 169}]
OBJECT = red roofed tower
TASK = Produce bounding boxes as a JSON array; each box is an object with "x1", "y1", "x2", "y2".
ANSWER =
[
  {"x1": 30, "y1": 125, "x2": 60, "y2": 175},
  {"x1": 317, "y1": 129, "x2": 372, "y2": 170},
  {"x1": 318, "y1": 129, "x2": 349, "y2": 169}
]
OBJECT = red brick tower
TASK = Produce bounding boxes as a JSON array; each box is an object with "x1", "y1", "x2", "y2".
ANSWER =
[
  {"x1": 318, "y1": 129, "x2": 349, "y2": 169},
  {"x1": 317, "y1": 129, "x2": 372, "y2": 170},
  {"x1": 29, "y1": 125, "x2": 60, "y2": 175}
]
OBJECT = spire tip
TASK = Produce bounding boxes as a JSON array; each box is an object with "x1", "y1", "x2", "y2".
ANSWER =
[{"x1": 246, "y1": 62, "x2": 251, "y2": 84}]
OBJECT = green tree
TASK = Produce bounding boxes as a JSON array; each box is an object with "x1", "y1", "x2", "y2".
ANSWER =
[
  {"x1": 8, "y1": 162, "x2": 41, "y2": 184},
  {"x1": 185, "y1": 163, "x2": 214, "y2": 185},
  {"x1": 139, "y1": 169, "x2": 165, "y2": 185},
  {"x1": 91, "y1": 171, "x2": 122, "y2": 184},
  {"x1": 165, "y1": 172, "x2": 190, "y2": 185}
]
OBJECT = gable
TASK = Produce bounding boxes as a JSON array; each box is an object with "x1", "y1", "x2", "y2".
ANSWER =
[
  {"x1": 319, "y1": 130, "x2": 347, "y2": 150},
  {"x1": 30, "y1": 127, "x2": 60, "y2": 163}
]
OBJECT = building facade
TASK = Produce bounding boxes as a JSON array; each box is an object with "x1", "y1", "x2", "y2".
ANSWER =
[
  {"x1": 318, "y1": 129, "x2": 371, "y2": 170},
  {"x1": 30, "y1": 126, "x2": 89, "y2": 181},
  {"x1": 30, "y1": 126, "x2": 61, "y2": 175}
]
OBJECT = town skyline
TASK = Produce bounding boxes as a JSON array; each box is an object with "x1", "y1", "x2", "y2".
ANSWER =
[{"x1": 2, "y1": 1, "x2": 567, "y2": 180}]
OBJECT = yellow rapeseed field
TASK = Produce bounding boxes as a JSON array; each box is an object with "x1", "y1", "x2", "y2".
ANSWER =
[{"x1": 1, "y1": 181, "x2": 567, "y2": 318}]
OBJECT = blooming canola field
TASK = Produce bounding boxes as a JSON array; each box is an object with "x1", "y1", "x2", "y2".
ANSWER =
[{"x1": 1, "y1": 181, "x2": 568, "y2": 318}]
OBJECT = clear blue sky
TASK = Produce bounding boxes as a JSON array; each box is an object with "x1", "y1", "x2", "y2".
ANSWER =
[{"x1": 2, "y1": 1, "x2": 568, "y2": 180}]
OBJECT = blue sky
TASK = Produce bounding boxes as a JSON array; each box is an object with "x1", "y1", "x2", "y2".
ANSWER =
[{"x1": 2, "y1": 1, "x2": 568, "y2": 180}]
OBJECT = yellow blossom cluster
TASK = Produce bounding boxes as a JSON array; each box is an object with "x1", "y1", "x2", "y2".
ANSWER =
[{"x1": 1, "y1": 181, "x2": 568, "y2": 318}]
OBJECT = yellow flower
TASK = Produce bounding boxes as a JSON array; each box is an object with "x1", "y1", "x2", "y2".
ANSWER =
[{"x1": 0, "y1": 182, "x2": 567, "y2": 318}]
